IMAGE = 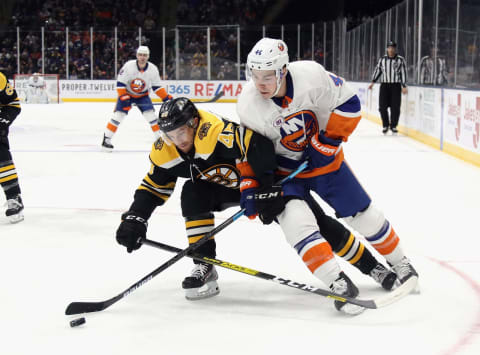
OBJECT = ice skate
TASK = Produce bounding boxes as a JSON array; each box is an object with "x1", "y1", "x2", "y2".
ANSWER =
[
  {"x1": 369, "y1": 263, "x2": 398, "y2": 291},
  {"x1": 329, "y1": 272, "x2": 365, "y2": 315},
  {"x1": 182, "y1": 263, "x2": 220, "y2": 300},
  {"x1": 390, "y1": 257, "x2": 418, "y2": 284},
  {"x1": 5, "y1": 194, "x2": 24, "y2": 223},
  {"x1": 391, "y1": 127, "x2": 398, "y2": 135},
  {"x1": 382, "y1": 127, "x2": 389, "y2": 134},
  {"x1": 101, "y1": 134, "x2": 114, "y2": 152}
]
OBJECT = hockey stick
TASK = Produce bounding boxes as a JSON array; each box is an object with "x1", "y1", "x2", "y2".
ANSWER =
[
  {"x1": 151, "y1": 90, "x2": 225, "y2": 106},
  {"x1": 144, "y1": 239, "x2": 418, "y2": 309},
  {"x1": 65, "y1": 161, "x2": 308, "y2": 315}
]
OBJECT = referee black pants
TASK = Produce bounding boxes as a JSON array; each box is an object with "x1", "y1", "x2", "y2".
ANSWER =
[{"x1": 379, "y1": 83, "x2": 402, "y2": 129}]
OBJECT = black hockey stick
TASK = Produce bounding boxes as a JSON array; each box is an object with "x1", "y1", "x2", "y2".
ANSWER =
[
  {"x1": 65, "y1": 162, "x2": 308, "y2": 315},
  {"x1": 144, "y1": 239, "x2": 418, "y2": 309},
  {"x1": 151, "y1": 90, "x2": 225, "y2": 106}
]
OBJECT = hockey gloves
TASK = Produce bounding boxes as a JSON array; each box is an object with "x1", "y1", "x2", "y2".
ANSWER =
[
  {"x1": 240, "y1": 177, "x2": 259, "y2": 220},
  {"x1": 118, "y1": 94, "x2": 132, "y2": 112},
  {"x1": 304, "y1": 130, "x2": 342, "y2": 169},
  {"x1": 254, "y1": 184, "x2": 285, "y2": 225},
  {"x1": 116, "y1": 211, "x2": 148, "y2": 253}
]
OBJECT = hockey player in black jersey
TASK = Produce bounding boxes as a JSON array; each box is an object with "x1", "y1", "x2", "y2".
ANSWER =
[
  {"x1": 0, "y1": 71, "x2": 24, "y2": 223},
  {"x1": 115, "y1": 98, "x2": 397, "y2": 311}
]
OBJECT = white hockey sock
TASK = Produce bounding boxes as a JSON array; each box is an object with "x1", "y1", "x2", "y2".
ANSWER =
[{"x1": 104, "y1": 111, "x2": 126, "y2": 139}]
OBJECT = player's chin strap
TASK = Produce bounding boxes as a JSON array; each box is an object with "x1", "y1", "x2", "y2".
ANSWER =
[{"x1": 64, "y1": 161, "x2": 308, "y2": 316}]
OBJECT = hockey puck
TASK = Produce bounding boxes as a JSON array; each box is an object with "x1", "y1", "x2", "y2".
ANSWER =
[{"x1": 70, "y1": 317, "x2": 86, "y2": 327}]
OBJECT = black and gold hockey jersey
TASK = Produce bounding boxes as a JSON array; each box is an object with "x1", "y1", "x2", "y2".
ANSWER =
[
  {"x1": 0, "y1": 72, "x2": 21, "y2": 128},
  {"x1": 0, "y1": 72, "x2": 20, "y2": 109},
  {"x1": 130, "y1": 109, "x2": 277, "y2": 218}
]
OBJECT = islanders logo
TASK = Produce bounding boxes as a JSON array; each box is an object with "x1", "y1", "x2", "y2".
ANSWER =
[
  {"x1": 130, "y1": 78, "x2": 146, "y2": 93},
  {"x1": 279, "y1": 110, "x2": 319, "y2": 152},
  {"x1": 278, "y1": 43, "x2": 285, "y2": 51}
]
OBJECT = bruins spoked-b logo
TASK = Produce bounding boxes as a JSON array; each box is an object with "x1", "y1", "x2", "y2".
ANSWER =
[
  {"x1": 195, "y1": 164, "x2": 240, "y2": 188},
  {"x1": 198, "y1": 122, "x2": 212, "y2": 140},
  {"x1": 154, "y1": 137, "x2": 165, "y2": 150}
]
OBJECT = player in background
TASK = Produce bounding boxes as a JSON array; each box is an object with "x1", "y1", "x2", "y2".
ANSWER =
[
  {"x1": 25, "y1": 73, "x2": 49, "y2": 104},
  {"x1": 237, "y1": 38, "x2": 418, "y2": 310},
  {"x1": 0, "y1": 71, "x2": 24, "y2": 223},
  {"x1": 102, "y1": 46, "x2": 172, "y2": 151},
  {"x1": 114, "y1": 98, "x2": 395, "y2": 314}
]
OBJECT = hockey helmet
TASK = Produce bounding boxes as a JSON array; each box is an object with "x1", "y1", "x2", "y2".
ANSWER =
[
  {"x1": 387, "y1": 40, "x2": 397, "y2": 48},
  {"x1": 136, "y1": 45, "x2": 150, "y2": 56},
  {"x1": 158, "y1": 97, "x2": 199, "y2": 132},
  {"x1": 246, "y1": 37, "x2": 289, "y2": 97}
]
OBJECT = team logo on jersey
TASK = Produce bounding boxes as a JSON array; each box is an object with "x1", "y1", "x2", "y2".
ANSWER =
[
  {"x1": 154, "y1": 137, "x2": 165, "y2": 150},
  {"x1": 196, "y1": 164, "x2": 240, "y2": 188},
  {"x1": 278, "y1": 43, "x2": 285, "y2": 51},
  {"x1": 130, "y1": 78, "x2": 146, "y2": 93},
  {"x1": 279, "y1": 110, "x2": 319, "y2": 152},
  {"x1": 198, "y1": 122, "x2": 212, "y2": 140}
]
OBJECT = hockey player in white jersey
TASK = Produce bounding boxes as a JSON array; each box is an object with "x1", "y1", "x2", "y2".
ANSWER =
[
  {"x1": 25, "y1": 74, "x2": 49, "y2": 104},
  {"x1": 102, "y1": 46, "x2": 172, "y2": 151},
  {"x1": 237, "y1": 38, "x2": 418, "y2": 313}
]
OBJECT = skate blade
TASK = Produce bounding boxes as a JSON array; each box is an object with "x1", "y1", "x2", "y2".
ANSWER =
[
  {"x1": 185, "y1": 281, "x2": 220, "y2": 301},
  {"x1": 8, "y1": 213, "x2": 24, "y2": 224},
  {"x1": 101, "y1": 146, "x2": 113, "y2": 153}
]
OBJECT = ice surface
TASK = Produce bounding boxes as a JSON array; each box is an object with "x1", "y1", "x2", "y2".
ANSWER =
[{"x1": 1, "y1": 103, "x2": 479, "y2": 355}]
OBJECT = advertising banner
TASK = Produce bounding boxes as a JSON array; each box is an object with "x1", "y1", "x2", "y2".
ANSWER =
[{"x1": 59, "y1": 80, "x2": 246, "y2": 102}]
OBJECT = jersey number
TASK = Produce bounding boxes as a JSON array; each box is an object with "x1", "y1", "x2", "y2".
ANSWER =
[
  {"x1": 5, "y1": 83, "x2": 14, "y2": 96},
  {"x1": 329, "y1": 74, "x2": 343, "y2": 87}
]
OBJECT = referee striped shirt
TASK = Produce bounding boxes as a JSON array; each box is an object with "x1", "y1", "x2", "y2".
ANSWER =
[{"x1": 371, "y1": 55, "x2": 407, "y2": 87}]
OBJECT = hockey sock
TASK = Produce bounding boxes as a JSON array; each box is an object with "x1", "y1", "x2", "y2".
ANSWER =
[
  {"x1": 365, "y1": 220, "x2": 405, "y2": 266},
  {"x1": 335, "y1": 232, "x2": 378, "y2": 275},
  {"x1": 185, "y1": 213, "x2": 216, "y2": 260},
  {"x1": 294, "y1": 231, "x2": 341, "y2": 286},
  {"x1": 104, "y1": 111, "x2": 126, "y2": 139},
  {"x1": 143, "y1": 110, "x2": 160, "y2": 138},
  {"x1": 0, "y1": 160, "x2": 21, "y2": 198}
]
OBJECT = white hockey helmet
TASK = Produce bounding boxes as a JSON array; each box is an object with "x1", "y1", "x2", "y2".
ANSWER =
[
  {"x1": 136, "y1": 45, "x2": 150, "y2": 56},
  {"x1": 246, "y1": 38, "x2": 289, "y2": 97}
]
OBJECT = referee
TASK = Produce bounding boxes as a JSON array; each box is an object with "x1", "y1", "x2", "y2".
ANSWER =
[{"x1": 368, "y1": 41, "x2": 407, "y2": 134}]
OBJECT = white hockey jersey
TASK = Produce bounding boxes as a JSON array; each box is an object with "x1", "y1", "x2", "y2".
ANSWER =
[
  {"x1": 237, "y1": 60, "x2": 358, "y2": 176},
  {"x1": 117, "y1": 60, "x2": 165, "y2": 98},
  {"x1": 25, "y1": 76, "x2": 49, "y2": 104}
]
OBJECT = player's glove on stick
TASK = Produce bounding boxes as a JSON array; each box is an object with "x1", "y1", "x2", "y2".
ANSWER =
[
  {"x1": 305, "y1": 130, "x2": 342, "y2": 168},
  {"x1": 116, "y1": 211, "x2": 148, "y2": 253},
  {"x1": 239, "y1": 177, "x2": 259, "y2": 220},
  {"x1": 254, "y1": 184, "x2": 285, "y2": 225}
]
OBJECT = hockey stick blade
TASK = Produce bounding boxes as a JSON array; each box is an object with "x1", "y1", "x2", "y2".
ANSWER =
[
  {"x1": 144, "y1": 239, "x2": 418, "y2": 310},
  {"x1": 65, "y1": 162, "x2": 307, "y2": 315}
]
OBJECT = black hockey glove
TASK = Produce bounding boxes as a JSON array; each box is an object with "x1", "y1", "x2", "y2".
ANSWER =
[
  {"x1": 116, "y1": 211, "x2": 148, "y2": 253},
  {"x1": 254, "y1": 184, "x2": 285, "y2": 225}
]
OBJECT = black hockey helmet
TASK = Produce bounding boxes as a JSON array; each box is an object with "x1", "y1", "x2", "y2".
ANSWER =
[
  {"x1": 387, "y1": 40, "x2": 397, "y2": 48},
  {"x1": 158, "y1": 97, "x2": 199, "y2": 132}
]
